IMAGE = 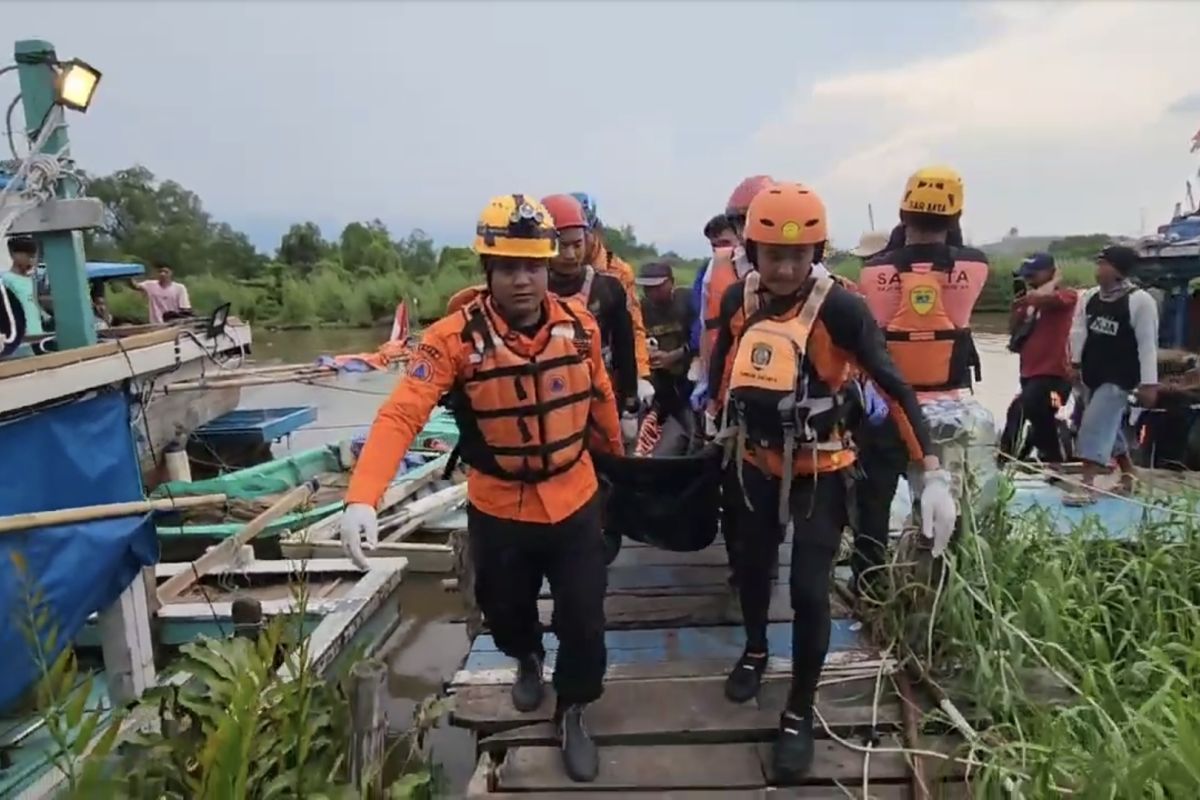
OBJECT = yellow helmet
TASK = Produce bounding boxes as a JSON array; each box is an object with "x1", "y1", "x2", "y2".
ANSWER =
[
  {"x1": 472, "y1": 194, "x2": 559, "y2": 259},
  {"x1": 900, "y1": 165, "x2": 963, "y2": 217}
]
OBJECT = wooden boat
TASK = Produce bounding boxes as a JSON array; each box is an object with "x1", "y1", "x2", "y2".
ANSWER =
[
  {"x1": 3, "y1": 556, "x2": 409, "y2": 799},
  {"x1": 152, "y1": 409, "x2": 462, "y2": 561},
  {"x1": 278, "y1": 412, "x2": 467, "y2": 574}
]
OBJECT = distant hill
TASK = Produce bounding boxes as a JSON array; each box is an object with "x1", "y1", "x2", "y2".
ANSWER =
[
  {"x1": 978, "y1": 230, "x2": 1117, "y2": 260},
  {"x1": 978, "y1": 232, "x2": 1059, "y2": 258}
]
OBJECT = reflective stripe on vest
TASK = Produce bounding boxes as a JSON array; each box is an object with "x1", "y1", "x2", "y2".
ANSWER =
[
  {"x1": 455, "y1": 299, "x2": 594, "y2": 483},
  {"x1": 881, "y1": 254, "x2": 979, "y2": 392}
]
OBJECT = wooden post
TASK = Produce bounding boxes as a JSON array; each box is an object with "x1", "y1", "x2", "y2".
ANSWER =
[
  {"x1": 96, "y1": 573, "x2": 156, "y2": 706},
  {"x1": 14, "y1": 39, "x2": 97, "y2": 350},
  {"x1": 348, "y1": 658, "x2": 388, "y2": 797},
  {"x1": 450, "y1": 527, "x2": 481, "y2": 639}
]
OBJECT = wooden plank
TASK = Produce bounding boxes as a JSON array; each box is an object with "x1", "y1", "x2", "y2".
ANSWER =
[
  {"x1": 286, "y1": 453, "x2": 450, "y2": 544},
  {"x1": 8, "y1": 197, "x2": 105, "y2": 235},
  {"x1": 605, "y1": 565, "x2": 749, "y2": 591},
  {"x1": 288, "y1": 557, "x2": 408, "y2": 677},
  {"x1": 524, "y1": 586, "x2": 851, "y2": 630},
  {"x1": 281, "y1": 538, "x2": 453, "y2": 573},
  {"x1": 153, "y1": 557, "x2": 370, "y2": 578},
  {"x1": 156, "y1": 480, "x2": 318, "y2": 604},
  {"x1": 756, "y1": 735, "x2": 963, "y2": 786},
  {"x1": 462, "y1": 620, "x2": 866, "y2": 672},
  {"x1": 96, "y1": 576, "x2": 156, "y2": 706},
  {"x1": 611, "y1": 543, "x2": 790, "y2": 569},
  {"x1": 461, "y1": 676, "x2": 901, "y2": 741},
  {"x1": 0, "y1": 340, "x2": 120, "y2": 379},
  {"x1": 453, "y1": 650, "x2": 886, "y2": 688},
  {"x1": 471, "y1": 789, "x2": 765, "y2": 800},
  {"x1": 496, "y1": 743, "x2": 768, "y2": 791}
]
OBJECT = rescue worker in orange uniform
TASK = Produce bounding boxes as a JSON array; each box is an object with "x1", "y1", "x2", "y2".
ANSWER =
[
  {"x1": 542, "y1": 194, "x2": 643, "y2": 446},
  {"x1": 693, "y1": 175, "x2": 775, "y2": 620},
  {"x1": 706, "y1": 183, "x2": 953, "y2": 782},
  {"x1": 570, "y1": 191, "x2": 656, "y2": 404},
  {"x1": 854, "y1": 166, "x2": 989, "y2": 594},
  {"x1": 340, "y1": 194, "x2": 624, "y2": 784}
]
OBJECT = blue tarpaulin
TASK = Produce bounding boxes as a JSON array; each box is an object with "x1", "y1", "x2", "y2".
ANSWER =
[{"x1": 0, "y1": 391, "x2": 157, "y2": 713}]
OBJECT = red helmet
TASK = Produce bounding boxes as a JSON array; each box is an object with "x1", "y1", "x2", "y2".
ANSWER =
[
  {"x1": 726, "y1": 175, "x2": 774, "y2": 215},
  {"x1": 541, "y1": 194, "x2": 588, "y2": 230}
]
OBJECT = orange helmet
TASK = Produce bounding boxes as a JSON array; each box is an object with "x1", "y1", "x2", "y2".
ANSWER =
[
  {"x1": 541, "y1": 194, "x2": 588, "y2": 230},
  {"x1": 726, "y1": 175, "x2": 774, "y2": 215},
  {"x1": 744, "y1": 182, "x2": 828, "y2": 245}
]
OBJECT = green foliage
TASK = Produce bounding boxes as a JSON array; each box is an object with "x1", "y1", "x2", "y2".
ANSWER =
[
  {"x1": 870, "y1": 477, "x2": 1200, "y2": 796},
  {"x1": 1049, "y1": 233, "x2": 1112, "y2": 260},
  {"x1": 14, "y1": 553, "x2": 448, "y2": 798},
  {"x1": 10, "y1": 551, "x2": 126, "y2": 795},
  {"x1": 84, "y1": 166, "x2": 266, "y2": 279}
]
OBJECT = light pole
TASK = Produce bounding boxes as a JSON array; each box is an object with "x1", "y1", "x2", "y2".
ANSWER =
[{"x1": 13, "y1": 39, "x2": 96, "y2": 349}]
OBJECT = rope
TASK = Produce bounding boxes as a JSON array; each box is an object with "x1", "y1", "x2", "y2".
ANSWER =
[{"x1": 996, "y1": 450, "x2": 1200, "y2": 521}]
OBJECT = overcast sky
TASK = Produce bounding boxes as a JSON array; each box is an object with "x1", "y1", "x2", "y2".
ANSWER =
[{"x1": 6, "y1": 1, "x2": 1199, "y2": 257}]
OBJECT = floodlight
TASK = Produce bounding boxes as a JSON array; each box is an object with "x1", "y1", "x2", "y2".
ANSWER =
[{"x1": 55, "y1": 59, "x2": 101, "y2": 112}]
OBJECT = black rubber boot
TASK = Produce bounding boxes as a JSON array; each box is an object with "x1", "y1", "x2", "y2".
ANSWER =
[
  {"x1": 557, "y1": 704, "x2": 599, "y2": 782},
  {"x1": 773, "y1": 710, "x2": 815, "y2": 784},
  {"x1": 511, "y1": 654, "x2": 544, "y2": 713},
  {"x1": 723, "y1": 650, "x2": 767, "y2": 704}
]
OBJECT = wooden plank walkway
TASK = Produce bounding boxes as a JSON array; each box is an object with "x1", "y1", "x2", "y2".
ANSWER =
[{"x1": 448, "y1": 525, "x2": 967, "y2": 797}]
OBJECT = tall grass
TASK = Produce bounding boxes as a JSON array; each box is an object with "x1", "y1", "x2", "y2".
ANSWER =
[{"x1": 869, "y1": 478, "x2": 1200, "y2": 796}]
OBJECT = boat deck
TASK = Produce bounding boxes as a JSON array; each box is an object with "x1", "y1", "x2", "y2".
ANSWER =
[{"x1": 449, "y1": 532, "x2": 969, "y2": 798}]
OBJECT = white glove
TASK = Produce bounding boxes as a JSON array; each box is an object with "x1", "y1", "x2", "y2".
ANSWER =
[
  {"x1": 637, "y1": 379, "x2": 656, "y2": 408},
  {"x1": 340, "y1": 503, "x2": 379, "y2": 570},
  {"x1": 919, "y1": 469, "x2": 957, "y2": 557},
  {"x1": 704, "y1": 410, "x2": 718, "y2": 439},
  {"x1": 620, "y1": 412, "x2": 639, "y2": 447}
]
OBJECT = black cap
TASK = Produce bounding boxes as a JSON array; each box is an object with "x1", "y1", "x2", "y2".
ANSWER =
[
  {"x1": 636, "y1": 261, "x2": 674, "y2": 287},
  {"x1": 1097, "y1": 244, "x2": 1138, "y2": 276}
]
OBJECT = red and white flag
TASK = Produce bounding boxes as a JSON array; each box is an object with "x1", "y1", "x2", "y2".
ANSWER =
[{"x1": 389, "y1": 301, "x2": 410, "y2": 344}]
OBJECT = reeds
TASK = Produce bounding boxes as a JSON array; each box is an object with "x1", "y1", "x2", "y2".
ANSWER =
[{"x1": 865, "y1": 475, "x2": 1200, "y2": 796}]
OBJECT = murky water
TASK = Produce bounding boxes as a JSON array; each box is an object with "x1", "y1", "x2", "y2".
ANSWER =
[{"x1": 241, "y1": 313, "x2": 1018, "y2": 791}]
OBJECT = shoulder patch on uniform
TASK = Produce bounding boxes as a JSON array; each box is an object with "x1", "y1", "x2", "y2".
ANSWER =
[
  {"x1": 407, "y1": 357, "x2": 434, "y2": 382},
  {"x1": 416, "y1": 342, "x2": 442, "y2": 361}
]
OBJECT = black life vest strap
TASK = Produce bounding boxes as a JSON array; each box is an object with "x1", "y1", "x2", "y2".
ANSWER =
[{"x1": 884, "y1": 328, "x2": 971, "y2": 342}]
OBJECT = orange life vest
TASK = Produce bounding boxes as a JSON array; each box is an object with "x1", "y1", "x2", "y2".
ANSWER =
[
  {"x1": 702, "y1": 247, "x2": 739, "y2": 359},
  {"x1": 723, "y1": 274, "x2": 856, "y2": 521},
  {"x1": 881, "y1": 249, "x2": 981, "y2": 392},
  {"x1": 447, "y1": 284, "x2": 485, "y2": 316},
  {"x1": 445, "y1": 297, "x2": 595, "y2": 483}
]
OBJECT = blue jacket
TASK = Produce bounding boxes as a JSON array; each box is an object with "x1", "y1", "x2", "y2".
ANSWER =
[{"x1": 689, "y1": 258, "x2": 707, "y2": 353}]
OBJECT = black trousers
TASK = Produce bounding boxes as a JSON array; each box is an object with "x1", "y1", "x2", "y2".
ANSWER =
[
  {"x1": 721, "y1": 467, "x2": 744, "y2": 588},
  {"x1": 1001, "y1": 376, "x2": 1072, "y2": 463},
  {"x1": 735, "y1": 465, "x2": 847, "y2": 714},
  {"x1": 852, "y1": 417, "x2": 910, "y2": 588},
  {"x1": 650, "y1": 370, "x2": 693, "y2": 421},
  {"x1": 468, "y1": 493, "x2": 608, "y2": 706}
]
